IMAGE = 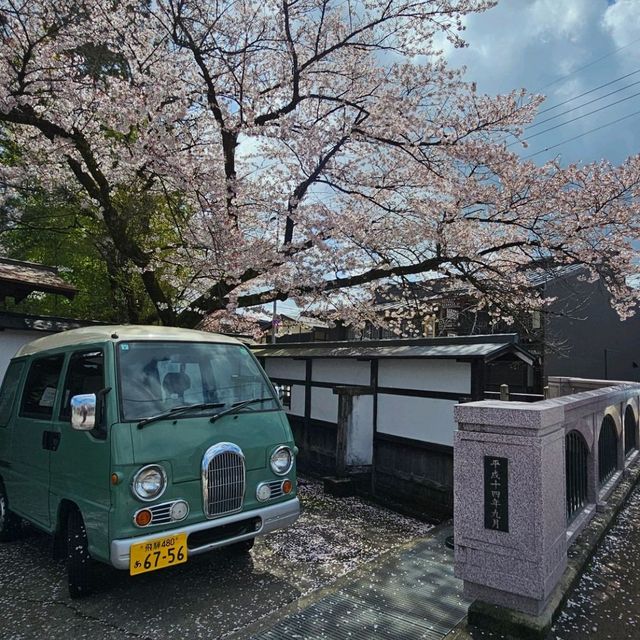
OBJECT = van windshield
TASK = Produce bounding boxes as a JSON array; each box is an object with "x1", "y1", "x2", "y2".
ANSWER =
[{"x1": 117, "y1": 341, "x2": 278, "y2": 422}]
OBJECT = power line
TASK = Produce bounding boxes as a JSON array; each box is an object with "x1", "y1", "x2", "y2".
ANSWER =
[
  {"x1": 518, "y1": 89, "x2": 640, "y2": 145},
  {"x1": 530, "y1": 79, "x2": 640, "y2": 129},
  {"x1": 502, "y1": 68, "x2": 640, "y2": 148},
  {"x1": 537, "y1": 68, "x2": 640, "y2": 117},
  {"x1": 523, "y1": 109, "x2": 640, "y2": 160},
  {"x1": 496, "y1": 42, "x2": 640, "y2": 148},
  {"x1": 535, "y1": 35, "x2": 640, "y2": 92}
]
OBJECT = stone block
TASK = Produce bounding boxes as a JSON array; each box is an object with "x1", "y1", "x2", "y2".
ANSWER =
[{"x1": 323, "y1": 476, "x2": 356, "y2": 497}]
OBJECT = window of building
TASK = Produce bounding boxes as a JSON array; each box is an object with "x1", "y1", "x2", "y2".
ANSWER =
[{"x1": 279, "y1": 384, "x2": 292, "y2": 409}]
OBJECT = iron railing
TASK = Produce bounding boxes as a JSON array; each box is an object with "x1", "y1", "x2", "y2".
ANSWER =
[
  {"x1": 598, "y1": 415, "x2": 618, "y2": 485},
  {"x1": 565, "y1": 430, "x2": 588, "y2": 523},
  {"x1": 624, "y1": 405, "x2": 637, "y2": 456}
]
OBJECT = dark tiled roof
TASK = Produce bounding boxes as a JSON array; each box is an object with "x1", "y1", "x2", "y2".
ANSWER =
[
  {"x1": 0, "y1": 258, "x2": 76, "y2": 301},
  {"x1": 0, "y1": 311, "x2": 99, "y2": 333},
  {"x1": 252, "y1": 334, "x2": 536, "y2": 365}
]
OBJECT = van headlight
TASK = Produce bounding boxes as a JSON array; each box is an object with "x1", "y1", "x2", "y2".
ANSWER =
[
  {"x1": 132, "y1": 464, "x2": 167, "y2": 501},
  {"x1": 270, "y1": 446, "x2": 293, "y2": 476}
]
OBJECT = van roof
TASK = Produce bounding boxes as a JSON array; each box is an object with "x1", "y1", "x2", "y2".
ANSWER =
[{"x1": 13, "y1": 325, "x2": 242, "y2": 358}]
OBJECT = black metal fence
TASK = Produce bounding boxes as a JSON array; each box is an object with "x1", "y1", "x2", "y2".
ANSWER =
[
  {"x1": 625, "y1": 405, "x2": 637, "y2": 456},
  {"x1": 598, "y1": 415, "x2": 618, "y2": 485},
  {"x1": 565, "y1": 430, "x2": 588, "y2": 523}
]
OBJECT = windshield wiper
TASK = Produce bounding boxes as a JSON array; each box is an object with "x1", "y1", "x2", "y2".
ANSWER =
[
  {"x1": 209, "y1": 397, "x2": 274, "y2": 423},
  {"x1": 137, "y1": 402, "x2": 225, "y2": 429}
]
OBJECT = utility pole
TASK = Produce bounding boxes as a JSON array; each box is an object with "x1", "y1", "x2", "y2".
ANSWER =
[
  {"x1": 271, "y1": 212, "x2": 279, "y2": 344},
  {"x1": 271, "y1": 299, "x2": 277, "y2": 344}
]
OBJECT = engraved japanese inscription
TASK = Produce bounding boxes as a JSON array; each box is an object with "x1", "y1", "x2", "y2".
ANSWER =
[{"x1": 484, "y1": 456, "x2": 509, "y2": 532}]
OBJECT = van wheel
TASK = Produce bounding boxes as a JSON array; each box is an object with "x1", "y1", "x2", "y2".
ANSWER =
[
  {"x1": 0, "y1": 483, "x2": 21, "y2": 542},
  {"x1": 67, "y1": 509, "x2": 93, "y2": 598},
  {"x1": 228, "y1": 538, "x2": 255, "y2": 554}
]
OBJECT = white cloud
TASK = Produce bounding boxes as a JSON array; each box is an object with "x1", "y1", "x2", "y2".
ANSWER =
[
  {"x1": 603, "y1": 0, "x2": 640, "y2": 52},
  {"x1": 439, "y1": 0, "x2": 640, "y2": 165},
  {"x1": 527, "y1": 0, "x2": 595, "y2": 40}
]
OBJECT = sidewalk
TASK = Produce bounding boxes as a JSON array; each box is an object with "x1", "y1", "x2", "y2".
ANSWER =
[
  {"x1": 247, "y1": 525, "x2": 472, "y2": 640},
  {"x1": 246, "y1": 481, "x2": 640, "y2": 640}
]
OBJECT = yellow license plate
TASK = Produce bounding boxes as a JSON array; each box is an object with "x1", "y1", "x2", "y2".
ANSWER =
[{"x1": 129, "y1": 533, "x2": 188, "y2": 576}]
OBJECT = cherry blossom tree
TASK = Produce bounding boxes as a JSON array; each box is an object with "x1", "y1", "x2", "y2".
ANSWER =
[{"x1": 1, "y1": 0, "x2": 639, "y2": 331}]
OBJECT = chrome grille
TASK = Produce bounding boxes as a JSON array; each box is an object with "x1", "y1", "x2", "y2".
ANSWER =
[
  {"x1": 133, "y1": 500, "x2": 189, "y2": 527},
  {"x1": 202, "y1": 443, "x2": 245, "y2": 518},
  {"x1": 266, "y1": 480, "x2": 285, "y2": 499},
  {"x1": 147, "y1": 502, "x2": 172, "y2": 525}
]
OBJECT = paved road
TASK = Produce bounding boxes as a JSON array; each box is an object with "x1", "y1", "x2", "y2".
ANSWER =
[
  {"x1": 247, "y1": 526, "x2": 472, "y2": 640},
  {"x1": 0, "y1": 479, "x2": 433, "y2": 640}
]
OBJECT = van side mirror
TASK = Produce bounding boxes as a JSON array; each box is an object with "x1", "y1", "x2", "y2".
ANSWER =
[
  {"x1": 71, "y1": 394, "x2": 96, "y2": 431},
  {"x1": 273, "y1": 384, "x2": 285, "y2": 402}
]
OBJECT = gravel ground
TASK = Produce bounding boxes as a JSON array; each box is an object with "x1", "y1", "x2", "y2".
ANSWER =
[{"x1": 0, "y1": 477, "x2": 433, "y2": 640}]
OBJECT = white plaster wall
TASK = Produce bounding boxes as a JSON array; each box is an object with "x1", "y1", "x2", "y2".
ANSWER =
[
  {"x1": 310, "y1": 386, "x2": 339, "y2": 423},
  {"x1": 348, "y1": 395, "x2": 374, "y2": 466},
  {"x1": 378, "y1": 359, "x2": 471, "y2": 394},
  {"x1": 264, "y1": 358, "x2": 306, "y2": 381},
  {"x1": 312, "y1": 359, "x2": 370, "y2": 386},
  {"x1": 0, "y1": 330, "x2": 50, "y2": 384},
  {"x1": 377, "y1": 394, "x2": 457, "y2": 445},
  {"x1": 288, "y1": 384, "x2": 306, "y2": 417}
]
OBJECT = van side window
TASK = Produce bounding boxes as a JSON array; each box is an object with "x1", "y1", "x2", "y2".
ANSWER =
[
  {"x1": 0, "y1": 361, "x2": 25, "y2": 427},
  {"x1": 60, "y1": 350, "x2": 105, "y2": 420},
  {"x1": 19, "y1": 355, "x2": 64, "y2": 420}
]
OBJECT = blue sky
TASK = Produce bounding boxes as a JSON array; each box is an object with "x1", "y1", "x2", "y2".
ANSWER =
[
  {"x1": 263, "y1": 1, "x2": 640, "y2": 318},
  {"x1": 440, "y1": 0, "x2": 640, "y2": 165}
]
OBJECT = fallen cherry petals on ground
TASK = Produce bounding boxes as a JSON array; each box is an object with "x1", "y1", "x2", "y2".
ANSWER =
[
  {"x1": 550, "y1": 484, "x2": 640, "y2": 640},
  {"x1": 0, "y1": 475, "x2": 434, "y2": 639}
]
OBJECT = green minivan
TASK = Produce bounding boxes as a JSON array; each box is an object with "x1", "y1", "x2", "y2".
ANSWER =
[{"x1": 0, "y1": 326, "x2": 299, "y2": 597}]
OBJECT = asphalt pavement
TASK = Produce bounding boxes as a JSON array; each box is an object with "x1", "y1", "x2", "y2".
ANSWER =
[
  {"x1": 0, "y1": 478, "x2": 432, "y2": 640},
  {"x1": 241, "y1": 482, "x2": 640, "y2": 640},
  {"x1": 3, "y1": 477, "x2": 640, "y2": 640}
]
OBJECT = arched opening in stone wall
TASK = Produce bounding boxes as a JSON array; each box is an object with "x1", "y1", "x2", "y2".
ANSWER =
[
  {"x1": 598, "y1": 415, "x2": 618, "y2": 485},
  {"x1": 624, "y1": 405, "x2": 637, "y2": 456},
  {"x1": 565, "y1": 430, "x2": 589, "y2": 523}
]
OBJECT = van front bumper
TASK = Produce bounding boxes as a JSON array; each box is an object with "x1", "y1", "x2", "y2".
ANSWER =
[{"x1": 110, "y1": 497, "x2": 300, "y2": 570}]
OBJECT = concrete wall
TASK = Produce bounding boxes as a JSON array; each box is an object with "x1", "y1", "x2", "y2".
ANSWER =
[
  {"x1": 312, "y1": 359, "x2": 370, "y2": 386},
  {"x1": 376, "y1": 394, "x2": 457, "y2": 445},
  {"x1": 265, "y1": 357, "x2": 306, "y2": 381},
  {"x1": 378, "y1": 359, "x2": 470, "y2": 393},
  {"x1": 0, "y1": 329, "x2": 50, "y2": 383},
  {"x1": 263, "y1": 356, "x2": 466, "y2": 446}
]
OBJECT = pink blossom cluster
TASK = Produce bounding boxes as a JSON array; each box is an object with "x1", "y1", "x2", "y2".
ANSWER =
[{"x1": 0, "y1": 0, "x2": 638, "y2": 329}]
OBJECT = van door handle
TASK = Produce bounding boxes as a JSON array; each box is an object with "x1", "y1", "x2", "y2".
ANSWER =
[{"x1": 42, "y1": 431, "x2": 61, "y2": 451}]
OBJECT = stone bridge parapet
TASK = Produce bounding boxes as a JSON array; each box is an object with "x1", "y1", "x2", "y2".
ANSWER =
[{"x1": 454, "y1": 379, "x2": 640, "y2": 636}]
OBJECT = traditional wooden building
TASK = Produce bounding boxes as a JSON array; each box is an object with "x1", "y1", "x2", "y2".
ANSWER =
[{"x1": 254, "y1": 333, "x2": 537, "y2": 516}]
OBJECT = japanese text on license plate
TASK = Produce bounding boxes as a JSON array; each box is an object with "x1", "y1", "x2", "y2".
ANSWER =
[{"x1": 129, "y1": 533, "x2": 188, "y2": 575}]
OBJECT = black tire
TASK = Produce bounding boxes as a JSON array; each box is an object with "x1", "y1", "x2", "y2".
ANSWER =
[
  {"x1": 67, "y1": 509, "x2": 93, "y2": 599},
  {"x1": 227, "y1": 538, "x2": 255, "y2": 554},
  {"x1": 0, "y1": 482, "x2": 21, "y2": 542}
]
